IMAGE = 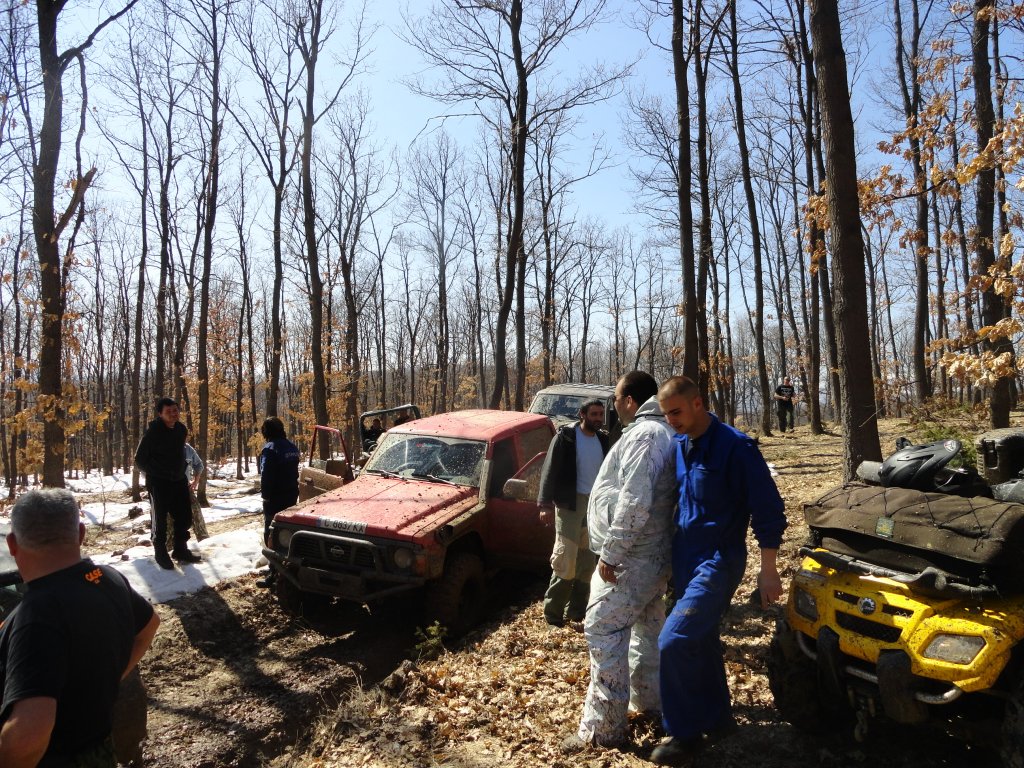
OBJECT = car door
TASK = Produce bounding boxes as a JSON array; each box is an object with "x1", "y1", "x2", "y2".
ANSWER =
[{"x1": 486, "y1": 429, "x2": 555, "y2": 569}]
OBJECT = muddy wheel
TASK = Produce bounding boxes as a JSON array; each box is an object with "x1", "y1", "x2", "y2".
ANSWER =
[
  {"x1": 1002, "y1": 679, "x2": 1024, "y2": 767},
  {"x1": 767, "y1": 618, "x2": 825, "y2": 733},
  {"x1": 112, "y1": 666, "x2": 147, "y2": 766},
  {"x1": 274, "y1": 576, "x2": 330, "y2": 617},
  {"x1": 425, "y1": 552, "x2": 485, "y2": 636}
]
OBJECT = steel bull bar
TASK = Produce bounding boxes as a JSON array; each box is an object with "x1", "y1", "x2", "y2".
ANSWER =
[{"x1": 263, "y1": 530, "x2": 425, "y2": 602}]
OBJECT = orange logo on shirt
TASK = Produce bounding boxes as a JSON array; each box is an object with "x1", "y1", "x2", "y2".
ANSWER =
[{"x1": 84, "y1": 568, "x2": 103, "y2": 584}]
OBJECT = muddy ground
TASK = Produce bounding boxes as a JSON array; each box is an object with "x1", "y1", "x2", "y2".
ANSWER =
[{"x1": 86, "y1": 411, "x2": 1007, "y2": 767}]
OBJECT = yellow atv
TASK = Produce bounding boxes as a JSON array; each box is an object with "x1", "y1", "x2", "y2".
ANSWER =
[{"x1": 769, "y1": 431, "x2": 1024, "y2": 765}]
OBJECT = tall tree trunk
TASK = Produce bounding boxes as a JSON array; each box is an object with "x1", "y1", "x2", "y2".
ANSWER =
[
  {"x1": 298, "y1": 2, "x2": 331, "y2": 451},
  {"x1": 810, "y1": 0, "x2": 882, "y2": 479},
  {"x1": 972, "y1": 0, "x2": 1011, "y2": 426},
  {"x1": 489, "y1": 0, "x2": 527, "y2": 410},
  {"x1": 671, "y1": 0, "x2": 698, "y2": 386},
  {"x1": 893, "y1": 0, "x2": 931, "y2": 402},
  {"x1": 729, "y1": 0, "x2": 772, "y2": 434}
]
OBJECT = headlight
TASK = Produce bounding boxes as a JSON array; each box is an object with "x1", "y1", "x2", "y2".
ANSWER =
[
  {"x1": 795, "y1": 568, "x2": 827, "y2": 587},
  {"x1": 278, "y1": 530, "x2": 293, "y2": 549},
  {"x1": 922, "y1": 634, "x2": 985, "y2": 665},
  {"x1": 793, "y1": 588, "x2": 819, "y2": 621},
  {"x1": 392, "y1": 547, "x2": 414, "y2": 569}
]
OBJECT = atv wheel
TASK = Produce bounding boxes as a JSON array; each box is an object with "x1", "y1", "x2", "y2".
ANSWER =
[
  {"x1": 1002, "y1": 679, "x2": 1024, "y2": 767},
  {"x1": 425, "y1": 552, "x2": 485, "y2": 636},
  {"x1": 767, "y1": 618, "x2": 825, "y2": 732}
]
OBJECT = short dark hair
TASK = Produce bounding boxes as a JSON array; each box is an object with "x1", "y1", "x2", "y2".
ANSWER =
[
  {"x1": 261, "y1": 416, "x2": 286, "y2": 441},
  {"x1": 579, "y1": 398, "x2": 605, "y2": 415},
  {"x1": 155, "y1": 397, "x2": 178, "y2": 414},
  {"x1": 658, "y1": 375, "x2": 699, "y2": 400},
  {"x1": 11, "y1": 489, "x2": 80, "y2": 549},
  {"x1": 618, "y1": 371, "x2": 658, "y2": 406}
]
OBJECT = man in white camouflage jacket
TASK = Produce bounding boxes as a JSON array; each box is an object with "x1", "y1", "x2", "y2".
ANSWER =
[{"x1": 564, "y1": 370, "x2": 677, "y2": 751}]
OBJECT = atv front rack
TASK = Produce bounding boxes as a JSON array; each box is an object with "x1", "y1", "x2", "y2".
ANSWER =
[{"x1": 799, "y1": 546, "x2": 998, "y2": 600}]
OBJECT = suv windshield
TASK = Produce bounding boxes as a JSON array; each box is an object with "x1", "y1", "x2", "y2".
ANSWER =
[
  {"x1": 530, "y1": 393, "x2": 592, "y2": 421},
  {"x1": 364, "y1": 433, "x2": 486, "y2": 487}
]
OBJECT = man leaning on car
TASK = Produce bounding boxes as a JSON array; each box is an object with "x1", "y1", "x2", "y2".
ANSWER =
[{"x1": 0, "y1": 489, "x2": 159, "y2": 768}]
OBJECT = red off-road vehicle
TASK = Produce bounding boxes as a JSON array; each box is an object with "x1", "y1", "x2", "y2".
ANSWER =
[{"x1": 263, "y1": 409, "x2": 555, "y2": 632}]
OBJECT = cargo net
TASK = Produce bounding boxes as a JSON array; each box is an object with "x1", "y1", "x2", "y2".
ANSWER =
[{"x1": 805, "y1": 483, "x2": 1024, "y2": 595}]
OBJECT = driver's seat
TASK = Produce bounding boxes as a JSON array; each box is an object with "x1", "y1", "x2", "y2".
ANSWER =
[{"x1": 441, "y1": 444, "x2": 480, "y2": 479}]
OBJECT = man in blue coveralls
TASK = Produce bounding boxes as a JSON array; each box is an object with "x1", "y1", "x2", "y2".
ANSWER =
[{"x1": 652, "y1": 375, "x2": 787, "y2": 766}]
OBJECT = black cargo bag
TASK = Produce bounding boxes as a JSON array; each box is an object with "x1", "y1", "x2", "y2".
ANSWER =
[{"x1": 804, "y1": 483, "x2": 1024, "y2": 591}]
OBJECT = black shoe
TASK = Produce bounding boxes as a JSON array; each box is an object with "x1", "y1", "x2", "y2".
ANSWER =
[
  {"x1": 650, "y1": 737, "x2": 701, "y2": 767},
  {"x1": 154, "y1": 550, "x2": 175, "y2": 570},
  {"x1": 704, "y1": 717, "x2": 738, "y2": 744},
  {"x1": 172, "y1": 549, "x2": 202, "y2": 564}
]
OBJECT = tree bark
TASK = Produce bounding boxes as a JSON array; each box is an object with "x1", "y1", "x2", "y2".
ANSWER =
[
  {"x1": 809, "y1": 0, "x2": 882, "y2": 479},
  {"x1": 972, "y1": 0, "x2": 1011, "y2": 427}
]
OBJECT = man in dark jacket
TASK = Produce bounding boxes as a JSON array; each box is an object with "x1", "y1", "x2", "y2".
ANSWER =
[
  {"x1": 135, "y1": 398, "x2": 198, "y2": 569},
  {"x1": 537, "y1": 399, "x2": 610, "y2": 627},
  {"x1": 256, "y1": 417, "x2": 300, "y2": 588}
]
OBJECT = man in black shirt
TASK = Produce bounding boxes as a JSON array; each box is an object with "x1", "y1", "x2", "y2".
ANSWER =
[
  {"x1": 135, "y1": 397, "x2": 199, "y2": 569},
  {"x1": 774, "y1": 376, "x2": 796, "y2": 433},
  {"x1": 0, "y1": 489, "x2": 159, "y2": 767}
]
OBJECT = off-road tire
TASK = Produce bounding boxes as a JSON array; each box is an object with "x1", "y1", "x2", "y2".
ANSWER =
[
  {"x1": 112, "y1": 666, "x2": 147, "y2": 766},
  {"x1": 1001, "y1": 678, "x2": 1024, "y2": 767},
  {"x1": 274, "y1": 577, "x2": 329, "y2": 618},
  {"x1": 425, "y1": 552, "x2": 485, "y2": 636},
  {"x1": 767, "y1": 618, "x2": 825, "y2": 733}
]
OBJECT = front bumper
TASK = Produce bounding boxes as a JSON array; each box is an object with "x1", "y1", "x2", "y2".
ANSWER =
[
  {"x1": 787, "y1": 552, "x2": 1024, "y2": 696},
  {"x1": 263, "y1": 529, "x2": 425, "y2": 603}
]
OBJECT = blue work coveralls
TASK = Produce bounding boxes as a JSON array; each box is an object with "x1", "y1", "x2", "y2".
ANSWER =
[{"x1": 659, "y1": 414, "x2": 786, "y2": 741}]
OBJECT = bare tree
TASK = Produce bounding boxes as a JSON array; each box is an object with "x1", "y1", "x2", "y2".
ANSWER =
[
  {"x1": 22, "y1": 0, "x2": 138, "y2": 485},
  {"x1": 231, "y1": 0, "x2": 302, "y2": 416},
  {"x1": 809, "y1": 0, "x2": 881, "y2": 479},
  {"x1": 972, "y1": 0, "x2": 1012, "y2": 427},
  {"x1": 294, "y1": 0, "x2": 369, "y2": 452},
  {"x1": 405, "y1": 0, "x2": 623, "y2": 409}
]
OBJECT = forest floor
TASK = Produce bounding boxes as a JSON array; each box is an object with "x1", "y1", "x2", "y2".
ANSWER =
[{"x1": 84, "y1": 407, "x2": 1009, "y2": 768}]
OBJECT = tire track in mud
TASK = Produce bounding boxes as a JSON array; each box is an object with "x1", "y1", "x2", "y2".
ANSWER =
[{"x1": 138, "y1": 578, "x2": 421, "y2": 767}]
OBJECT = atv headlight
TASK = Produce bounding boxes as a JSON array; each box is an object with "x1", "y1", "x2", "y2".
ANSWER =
[
  {"x1": 793, "y1": 588, "x2": 818, "y2": 622},
  {"x1": 922, "y1": 634, "x2": 985, "y2": 665},
  {"x1": 278, "y1": 530, "x2": 293, "y2": 550},
  {"x1": 392, "y1": 547, "x2": 414, "y2": 569}
]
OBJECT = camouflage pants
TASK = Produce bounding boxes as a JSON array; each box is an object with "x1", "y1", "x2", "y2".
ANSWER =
[
  {"x1": 577, "y1": 553, "x2": 670, "y2": 746},
  {"x1": 165, "y1": 491, "x2": 208, "y2": 551},
  {"x1": 543, "y1": 494, "x2": 597, "y2": 624}
]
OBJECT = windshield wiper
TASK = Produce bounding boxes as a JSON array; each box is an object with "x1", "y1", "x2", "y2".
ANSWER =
[
  {"x1": 365, "y1": 468, "x2": 402, "y2": 479},
  {"x1": 412, "y1": 472, "x2": 457, "y2": 485}
]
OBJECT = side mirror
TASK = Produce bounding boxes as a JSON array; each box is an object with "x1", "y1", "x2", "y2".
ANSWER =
[{"x1": 502, "y1": 478, "x2": 531, "y2": 502}]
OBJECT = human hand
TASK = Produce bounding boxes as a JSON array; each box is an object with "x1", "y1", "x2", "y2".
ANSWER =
[
  {"x1": 598, "y1": 560, "x2": 618, "y2": 584},
  {"x1": 538, "y1": 504, "x2": 554, "y2": 525},
  {"x1": 757, "y1": 568, "x2": 784, "y2": 609}
]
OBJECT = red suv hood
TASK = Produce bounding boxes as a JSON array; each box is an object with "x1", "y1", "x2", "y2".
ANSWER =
[{"x1": 275, "y1": 474, "x2": 479, "y2": 540}]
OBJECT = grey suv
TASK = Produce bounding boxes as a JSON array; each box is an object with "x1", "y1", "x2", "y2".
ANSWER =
[{"x1": 528, "y1": 382, "x2": 619, "y2": 440}]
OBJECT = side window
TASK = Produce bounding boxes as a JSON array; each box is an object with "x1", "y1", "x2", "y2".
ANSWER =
[
  {"x1": 489, "y1": 438, "x2": 518, "y2": 498},
  {"x1": 519, "y1": 426, "x2": 553, "y2": 464},
  {"x1": 512, "y1": 454, "x2": 545, "y2": 501}
]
